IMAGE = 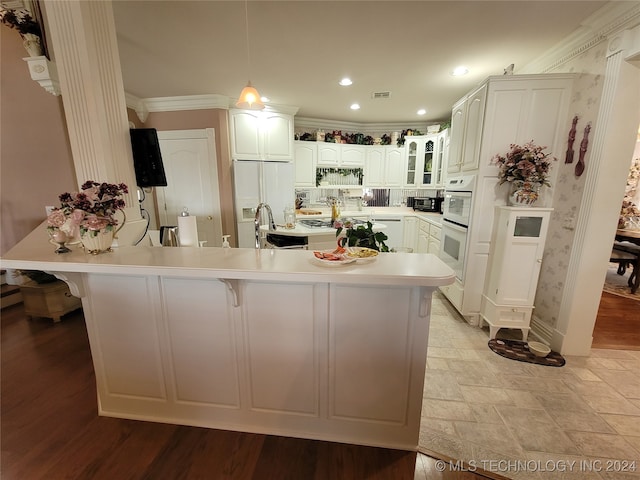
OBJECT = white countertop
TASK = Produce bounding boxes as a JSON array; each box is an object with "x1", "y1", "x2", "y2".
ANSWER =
[{"x1": 1, "y1": 221, "x2": 455, "y2": 287}]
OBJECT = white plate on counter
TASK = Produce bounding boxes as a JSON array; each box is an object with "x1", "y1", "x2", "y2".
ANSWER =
[
  {"x1": 311, "y1": 251, "x2": 356, "y2": 267},
  {"x1": 344, "y1": 247, "x2": 379, "y2": 263}
]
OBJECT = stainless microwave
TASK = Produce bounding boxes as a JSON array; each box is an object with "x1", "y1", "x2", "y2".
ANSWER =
[{"x1": 412, "y1": 197, "x2": 442, "y2": 213}]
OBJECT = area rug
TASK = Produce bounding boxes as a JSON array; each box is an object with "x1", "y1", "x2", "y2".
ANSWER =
[
  {"x1": 488, "y1": 339, "x2": 566, "y2": 367},
  {"x1": 603, "y1": 263, "x2": 640, "y2": 301}
]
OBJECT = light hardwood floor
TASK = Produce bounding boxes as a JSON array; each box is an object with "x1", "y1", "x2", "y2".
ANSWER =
[{"x1": 593, "y1": 291, "x2": 640, "y2": 350}]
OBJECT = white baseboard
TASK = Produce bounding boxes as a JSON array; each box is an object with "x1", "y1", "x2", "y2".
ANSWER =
[{"x1": 530, "y1": 315, "x2": 554, "y2": 344}]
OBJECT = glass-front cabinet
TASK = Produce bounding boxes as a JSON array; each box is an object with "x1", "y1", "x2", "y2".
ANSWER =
[
  {"x1": 403, "y1": 134, "x2": 443, "y2": 188},
  {"x1": 423, "y1": 139, "x2": 434, "y2": 185},
  {"x1": 405, "y1": 139, "x2": 418, "y2": 186}
]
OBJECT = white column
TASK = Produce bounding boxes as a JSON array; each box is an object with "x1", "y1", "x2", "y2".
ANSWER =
[
  {"x1": 553, "y1": 26, "x2": 640, "y2": 355},
  {"x1": 42, "y1": 0, "x2": 145, "y2": 245}
]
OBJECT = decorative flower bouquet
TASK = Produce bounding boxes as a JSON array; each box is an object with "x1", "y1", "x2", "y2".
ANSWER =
[
  {"x1": 335, "y1": 220, "x2": 389, "y2": 252},
  {"x1": 619, "y1": 158, "x2": 640, "y2": 228},
  {"x1": 0, "y1": 7, "x2": 41, "y2": 37},
  {"x1": 47, "y1": 181, "x2": 128, "y2": 239},
  {"x1": 491, "y1": 141, "x2": 556, "y2": 204}
]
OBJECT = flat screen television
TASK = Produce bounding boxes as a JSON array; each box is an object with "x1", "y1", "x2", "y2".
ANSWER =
[{"x1": 129, "y1": 128, "x2": 168, "y2": 187}]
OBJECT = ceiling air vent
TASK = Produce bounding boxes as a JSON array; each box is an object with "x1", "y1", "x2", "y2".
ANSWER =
[{"x1": 371, "y1": 91, "x2": 391, "y2": 99}]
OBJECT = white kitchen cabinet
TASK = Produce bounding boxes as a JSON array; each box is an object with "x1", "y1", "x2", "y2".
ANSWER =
[
  {"x1": 317, "y1": 143, "x2": 340, "y2": 166},
  {"x1": 480, "y1": 207, "x2": 552, "y2": 341},
  {"x1": 435, "y1": 129, "x2": 449, "y2": 185},
  {"x1": 427, "y1": 222, "x2": 441, "y2": 255},
  {"x1": 365, "y1": 146, "x2": 404, "y2": 187},
  {"x1": 417, "y1": 219, "x2": 429, "y2": 254},
  {"x1": 385, "y1": 147, "x2": 405, "y2": 187},
  {"x1": 404, "y1": 134, "x2": 441, "y2": 187},
  {"x1": 364, "y1": 146, "x2": 385, "y2": 187},
  {"x1": 461, "y1": 84, "x2": 487, "y2": 171},
  {"x1": 402, "y1": 216, "x2": 417, "y2": 252},
  {"x1": 440, "y1": 74, "x2": 573, "y2": 325},
  {"x1": 415, "y1": 218, "x2": 440, "y2": 254},
  {"x1": 293, "y1": 141, "x2": 317, "y2": 187},
  {"x1": 447, "y1": 83, "x2": 487, "y2": 173},
  {"x1": 230, "y1": 109, "x2": 294, "y2": 161},
  {"x1": 341, "y1": 145, "x2": 366, "y2": 166},
  {"x1": 317, "y1": 143, "x2": 365, "y2": 167},
  {"x1": 447, "y1": 99, "x2": 466, "y2": 173}
]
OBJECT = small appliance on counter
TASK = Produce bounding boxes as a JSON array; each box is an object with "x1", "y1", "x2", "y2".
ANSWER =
[{"x1": 412, "y1": 197, "x2": 443, "y2": 213}]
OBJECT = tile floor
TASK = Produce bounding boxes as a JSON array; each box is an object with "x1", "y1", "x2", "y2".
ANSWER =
[{"x1": 419, "y1": 291, "x2": 640, "y2": 480}]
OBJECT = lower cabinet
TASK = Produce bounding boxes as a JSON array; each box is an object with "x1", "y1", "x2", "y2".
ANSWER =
[
  {"x1": 402, "y1": 217, "x2": 417, "y2": 252},
  {"x1": 83, "y1": 273, "x2": 431, "y2": 450},
  {"x1": 428, "y1": 223, "x2": 441, "y2": 255},
  {"x1": 480, "y1": 206, "x2": 552, "y2": 340},
  {"x1": 416, "y1": 218, "x2": 441, "y2": 254},
  {"x1": 417, "y1": 219, "x2": 429, "y2": 253}
]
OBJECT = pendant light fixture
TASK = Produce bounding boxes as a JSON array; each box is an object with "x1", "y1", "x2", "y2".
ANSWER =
[{"x1": 236, "y1": 0, "x2": 264, "y2": 110}]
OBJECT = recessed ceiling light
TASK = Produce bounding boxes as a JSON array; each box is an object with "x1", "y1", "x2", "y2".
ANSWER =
[
  {"x1": 339, "y1": 78, "x2": 353, "y2": 86},
  {"x1": 350, "y1": 103, "x2": 360, "y2": 110},
  {"x1": 417, "y1": 109, "x2": 426, "y2": 116},
  {"x1": 451, "y1": 66, "x2": 469, "y2": 76}
]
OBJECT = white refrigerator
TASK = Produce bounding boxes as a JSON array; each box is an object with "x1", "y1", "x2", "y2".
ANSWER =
[{"x1": 233, "y1": 160, "x2": 295, "y2": 248}]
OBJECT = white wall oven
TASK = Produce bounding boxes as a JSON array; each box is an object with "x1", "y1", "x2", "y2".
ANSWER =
[{"x1": 439, "y1": 175, "x2": 475, "y2": 280}]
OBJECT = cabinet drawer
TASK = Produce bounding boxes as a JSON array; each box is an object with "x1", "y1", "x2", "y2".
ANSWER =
[
  {"x1": 481, "y1": 296, "x2": 532, "y2": 328},
  {"x1": 419, "y1": 220, "x2": 430, "y2": 235},
  {"x1": 429, "y1": 224, "x2": 441, "y2": 240}
]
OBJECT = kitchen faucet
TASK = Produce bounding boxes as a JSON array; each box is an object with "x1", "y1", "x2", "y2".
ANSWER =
[{"x1": 254, "y1": 203, "x2": 276, "y2": 249}]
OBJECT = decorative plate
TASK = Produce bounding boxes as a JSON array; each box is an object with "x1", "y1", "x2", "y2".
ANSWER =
[{"x1": 312, "y1": 250, "x2": 356, "y2": 267}]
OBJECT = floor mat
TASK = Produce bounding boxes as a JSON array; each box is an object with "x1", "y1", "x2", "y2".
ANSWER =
[{"x1": 488, "y1": 338, "x2": 566, "y2": 367}]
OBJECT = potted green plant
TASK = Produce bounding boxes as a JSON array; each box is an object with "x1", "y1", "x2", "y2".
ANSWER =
[{"x1": 335, "y1": 221, "x2": 389, "y2": 252}]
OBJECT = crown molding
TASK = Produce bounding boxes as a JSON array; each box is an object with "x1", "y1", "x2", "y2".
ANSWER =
[
  {"x1": 124, "y1": 92, "x2": 299, "y2": 122},
  {"x1": 520, "y1": 2, "x2": 640, "y2": 74}
]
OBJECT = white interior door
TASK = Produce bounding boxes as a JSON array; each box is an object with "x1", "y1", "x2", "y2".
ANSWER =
[{"x1": 155, "y1": 129, "x2": 223, "y2": 247}]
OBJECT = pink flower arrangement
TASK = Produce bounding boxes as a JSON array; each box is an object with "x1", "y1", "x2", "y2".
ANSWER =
[
  {"x1": 47, "y1": 181, "x2": 128, "y2": 238},
  {"x1": 491, "y1": 141, "x2": 556, "y2": 187}
]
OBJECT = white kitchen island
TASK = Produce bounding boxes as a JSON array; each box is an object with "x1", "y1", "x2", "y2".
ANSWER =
[{"x1": 2, "y1": 223, "x2": 455, "y2": 451}]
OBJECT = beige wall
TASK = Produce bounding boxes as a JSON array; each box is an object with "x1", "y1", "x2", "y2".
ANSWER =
[
  {"x1": 0, "y1": 27, "x2": 237, "y2": 253},
  {"x1": 0, "y1": 28, "x2": 76, "y2": 255},
  {"x1": 140, "y1": 109, "x2": 235, "y2": 245}
]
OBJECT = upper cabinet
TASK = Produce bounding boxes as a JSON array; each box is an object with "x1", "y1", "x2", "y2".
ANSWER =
[
  {"x1": 316, "y1": 143, "x2": 365, "y2": 167},
  {"x1": 293, "y1": 141, "x2": 317, "y2": 187},
  {"x1": 448, "y1": 75, "x2": 573, "y2": 176},
  {"x1": 403, "y1": 133, "x2": 446, "y2": 188},
  {"x1": 364, "y1": 146, "x2": 404, "y2": 188},
  {"x1": 447, "y1": 83, "x2": 487, "y2": 173},
  {"x1": 230, "y1": 109, "x2": 294, "y2": 161}
]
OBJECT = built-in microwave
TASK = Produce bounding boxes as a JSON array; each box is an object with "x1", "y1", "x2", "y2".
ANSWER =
[{"x1": 412, "y1": 197, "x2": 442, "y2": 213}]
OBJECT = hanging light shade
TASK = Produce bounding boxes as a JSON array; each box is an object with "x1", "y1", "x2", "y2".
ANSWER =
[
  {"x1": 236, "y1": 81, "x2": 264, "y2": 110},
  {"x1": 236, "y1": 1, "x2": 265, "y2": 110}
]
